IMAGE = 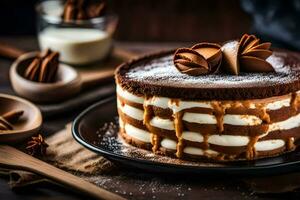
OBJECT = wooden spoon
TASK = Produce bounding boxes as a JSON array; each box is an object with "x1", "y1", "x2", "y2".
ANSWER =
[
  {"x1": 0, "y1": 145, "x2": 126, "y2": 200},
  {"x1": 0, "y1": 93, "x2": 42, "y2": 143}
]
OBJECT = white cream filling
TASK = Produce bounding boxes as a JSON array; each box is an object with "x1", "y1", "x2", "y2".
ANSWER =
[
  {"x1": 182, "y1": 131, "x2": 249, "y2": 146},
  {"x1": 123, "y1": 123, "x2": 286, "y2": 152},
  {"x1": 183, "y1": 113, "x2": 262, "y2": 126},
  {"x1": 183, "y1": 147, "x2": 219, "y2": 156},
  {"x1": 255, "y1": 139, "x2": 285, "y2": 151},
  {"x1": 268, "y1": 112, "x2": 300, "y2": 132},
  {"x1": 117, "y1": 86, "x2": 144, "y2": 104},
  {"x1": 183, "y1": 113, "x2": 217, "y2": 124},
  {"x1": 169, "y1": 101, "x2": 212, "y2": 113},
  {"x1": 183, "y1": 147, "x2": 204, "y2": 155},
  {"x1": 182, "y1": 131, "x2": 204, "y2": 142},
  {"x1": 266, "y1": 98, "x2": 290, "y2": 110},
  {"x1": 124, "y1": 124, "x2": 151, "y2": 143},
  {"x1": 145, "y1": 97, "x2": 169, "y2": 109},
  {"x1": 208, "y1": 135, "x2": 250, "y2": 146},
  {"x1": 121, "y1": 105, "x2": 143, "y2": 121},
  {"x1": 150, "y1": 117, "x2": 174, "y2": 130},
  {"x1": 117, "y1": 86, "x2": 293, "y2": 112},
  {"x1": 223, "y1": 114, "x2": 262, "y2": 126},
  {"x1": 160, "y1": 138, "x2": 177, "y2": 150},
  {"x1": 145, "y1": 96, "x2": 213, "y2": 112}
]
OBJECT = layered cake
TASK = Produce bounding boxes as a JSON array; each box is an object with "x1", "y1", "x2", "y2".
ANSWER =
[{"x1": 115, "y1": 34, "x2": 300, "y2": 161}]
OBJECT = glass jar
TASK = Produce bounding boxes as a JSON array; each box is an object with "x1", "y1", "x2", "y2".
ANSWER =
[{"x1": 36, "y1": 0, "x2": 118, "y2": 66}]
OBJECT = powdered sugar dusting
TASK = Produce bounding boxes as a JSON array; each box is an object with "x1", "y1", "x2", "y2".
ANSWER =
[
  {"x1": 221, "y1": 41, "x2": 239, "y2": 52},
  {"x1": 126, "y1": 52, "x2": 299, "y2": 88},
  {"x1": 267, "y1": 54, "x2": 288, "y2": 73}
]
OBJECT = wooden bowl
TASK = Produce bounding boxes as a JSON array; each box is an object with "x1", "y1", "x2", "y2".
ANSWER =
[
  {"x1": 0, "y1": 93, "x2": 42, "y2": 143},
  {"x1": 10, "y1": 52, "x2": 82, "y2": 103}
]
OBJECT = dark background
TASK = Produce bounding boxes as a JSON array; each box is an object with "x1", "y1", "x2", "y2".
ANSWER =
[{"x1": 0, "y1": 0, "x2": 299, "y2": 47}]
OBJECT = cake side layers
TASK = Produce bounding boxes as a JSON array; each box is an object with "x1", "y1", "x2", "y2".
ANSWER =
[{"x1": 116, "y1": 85, "x2": 300, "y2": 160}]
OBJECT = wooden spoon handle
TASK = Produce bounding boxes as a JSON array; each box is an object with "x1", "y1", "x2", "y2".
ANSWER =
[
  {"x1": 0, "y1": 42, "x2": 25, "y2": 59},
  {"x1": 0, "y1": 145, "x2": 125, "y2": 200}
]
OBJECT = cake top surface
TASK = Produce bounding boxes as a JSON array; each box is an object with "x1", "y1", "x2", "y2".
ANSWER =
[{"x1": 115, "y1": 50, "x2": 300, "y2": 100}]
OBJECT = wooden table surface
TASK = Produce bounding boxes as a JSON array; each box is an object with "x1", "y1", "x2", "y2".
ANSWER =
[{"x1": 0, "y1": 37, "x2": 295, "y2": 200}]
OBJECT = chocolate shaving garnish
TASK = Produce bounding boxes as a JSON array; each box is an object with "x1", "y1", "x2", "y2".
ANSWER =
[
  {"x1": 24, "y1": 49, "x2": 59, "y2": 83},
  {"x1": 174, "y1": 48, "x2": 209, "y2": 76},
  {"x1": 221, "y1": 41, "x2": 240, "y2": 75},
  {"x1": 192, "y1": 42, "x2": 222, "y2": 73},
  {"x1": 238, "y1": 34, "x2": 273, "y2": 73},
  {"x1": 0, "y1": 110, "x2": 24, "y2": 132},
  {"x1": 62, "y1": 0, "x2": 106, "y2": 22},
  {"x1": 174, "y1": 43, "x2": 222, "y2": 76},
  {"x1": 26, "y1": 134, "x2": 48, "y2": 157},
  {"x1": 221, "y1": 34, "x2": 274, "y2": 75}
]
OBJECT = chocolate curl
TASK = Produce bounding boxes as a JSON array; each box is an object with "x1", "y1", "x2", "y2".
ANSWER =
[
  {"x1": 174, "y1": 48, "x2": 210, "y2": 76},
  {"x1": 238, "y1": 34, "x2": 273, "y2": 73},
  {"x1": 192, "y1": 42, "x2": 222, "y2": 73},
  {"x1": 221, "y1": 34, "x2": 274, "y2": 75},
  {"x1": 221, "y1": 41, "x2": 240, "y2": 75},
  {"x1": 24, "y1": 49, "x2": 60, "y2": 83}
]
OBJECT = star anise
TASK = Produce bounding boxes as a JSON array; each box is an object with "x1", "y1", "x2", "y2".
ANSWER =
[
  {"x1": 0, "y1": 110, "x2": 24, "y2": 132},
  {"x1": 26, "y1": 134, "x2": 49, "y2": 157},
  {"x1": 24, "y1": 49, "x2": 59, "y2": 83}
]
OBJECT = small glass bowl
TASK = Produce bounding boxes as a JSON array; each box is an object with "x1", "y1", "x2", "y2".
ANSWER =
[{"x1": 36, "y1": 0, "x2": 118, "y2": 66}]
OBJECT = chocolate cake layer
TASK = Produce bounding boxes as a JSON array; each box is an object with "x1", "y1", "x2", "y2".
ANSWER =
[{"x1": 115, "y1": 50, "x2": 300, "y2": 100}]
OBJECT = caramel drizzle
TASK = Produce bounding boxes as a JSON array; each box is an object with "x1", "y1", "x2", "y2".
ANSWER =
[
  {"x1": 211, "y1": 101, "x2": 226, "y2": 133},
  {"x1": 286, "y1": 137, "x2": 295, "y2": 151},
  {"x1": 136, "y1": 93, "x2": 298, "y2": 160},
  {"x1": 256, "y1": 103, "x2": 270, "y2": 123},
  {"x1": 246, "y1": 136, "x2": 259, "y2": 159},
  {"x1": 151, "y1": 134, "x2": 161, "y2": 152},
  {"x1": 241, "y1": 101, "x2": 268, "y2": 160},
  {"x1": 290, "y1": 92, "x2": 299, "y2": 114},
  {"x1": 203, "y1": 134, "x2": 210, "y2": 150},
  {"x1": 174, "y1": 112, "x2": 184, "y2": 158},
  {"x1": 170, "y1": 99, "x2": 180, "y2": 106},
  {"x1": 143, "y1": 99, "x2": 160, "y2": 152}
]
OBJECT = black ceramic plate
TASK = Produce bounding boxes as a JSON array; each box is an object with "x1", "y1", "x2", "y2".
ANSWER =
[{"x1": 72, "y1": 96, "x2": 300, "y2": 175}]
